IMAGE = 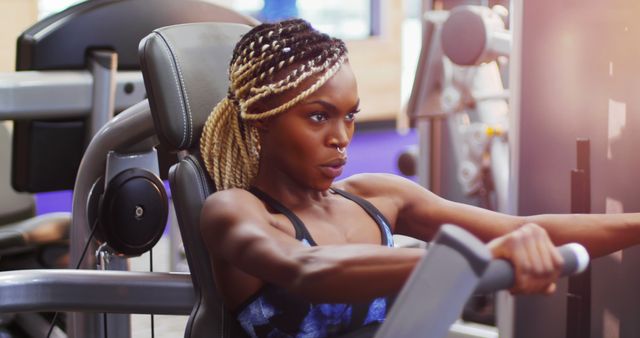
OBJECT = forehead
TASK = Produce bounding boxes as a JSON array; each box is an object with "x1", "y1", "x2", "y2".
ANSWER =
[
  {"x1": 252, "y1": 62, "x2": 358, "y2": 114},
  {"x1": 308, "y1": 62, "x2": 358, "y2": 104}
]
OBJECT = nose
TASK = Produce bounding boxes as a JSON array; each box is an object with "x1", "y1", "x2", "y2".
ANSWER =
[{"x1": 328, "y1": 120, "x2": 352, "y2": 150}]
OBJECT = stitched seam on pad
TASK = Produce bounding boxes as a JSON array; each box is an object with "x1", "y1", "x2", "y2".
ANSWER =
[
  {"x1": 164, "y1": 37, "x2": 194, "y2": 148},
  {"x1": 186, "y1": 158, "x2": 207, "y2": 200},
  {"x1": 188, "y1": 157, "x2": 209, "y2": 199},
  {"x1": 190, "y1": 157, "x2": 211, "y2": 197},
  {"x1": 185, "y1": 157, "x2": 221, "y2": 336},
  {"x1": 197, "y1": 161, "x2": 213, "y2": 196},
  {"x1": 157, "y1": 32, "x2": 188, "y2": 148}
]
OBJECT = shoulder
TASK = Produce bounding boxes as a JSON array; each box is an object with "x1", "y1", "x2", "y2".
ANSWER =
[
  {"x1": 335, "y1": 173, "x2": 422, "y2": 199},
  {"x1": 203, "y1": 188, "x2": 261, "y2": 211},
  {"x1": 335, "y1": 173, "x2": 440, "y2": 215},
  {"x1": 200, "y1": 188, "x2": 268, "y2": 230}
]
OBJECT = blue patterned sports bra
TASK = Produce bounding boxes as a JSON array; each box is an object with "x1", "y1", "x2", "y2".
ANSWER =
[{"x1": 236, "y1": 187, "x2": 395, "y2": 338}]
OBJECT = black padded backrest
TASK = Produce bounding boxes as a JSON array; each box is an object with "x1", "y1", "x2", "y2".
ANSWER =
[
  {"x1": 139, "y1": 23, "x2": 252, "y2": 338},
  {"x1": 139, "y1": 23, "x2": 250, "y2": 150},
  {"x1": 12, "y1": 0, "x2": 258, "y2": 192},
  {"x1": 17, "y1": 0, "x2": 258, "y2": 70},
  {"x1": 169, "y1": 155, "x2": 246, "y2": 338}
]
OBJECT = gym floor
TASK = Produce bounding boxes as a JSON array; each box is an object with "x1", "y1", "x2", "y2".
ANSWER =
[{"x1": 129, "y1": 236, "x2": 188, "y2": 337}]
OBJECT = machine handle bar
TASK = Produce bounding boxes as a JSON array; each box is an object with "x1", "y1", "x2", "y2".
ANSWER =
[{"x1": 475, "y1": 243, "x2": 589, "y2": 293}]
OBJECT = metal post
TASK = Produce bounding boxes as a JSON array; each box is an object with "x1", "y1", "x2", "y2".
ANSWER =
[
  {"x1": 96, "y1": 243, "x2": 130, "y2": 338},
  {"x1": 68, "y1": 100, "x2": 154, "y2": 338},
  {"x1": 429, "y1": 117, "x2": 443, "y2": 195},
  {"x1": 87, "y1": 50, "x2": 118, "y2": 139},
  {"x1": 567, "y1": 138, "x2": 591, "y2": 338}
]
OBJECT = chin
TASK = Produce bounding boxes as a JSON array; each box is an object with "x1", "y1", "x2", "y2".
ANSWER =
[{"x1": 307, "y1": 178, "x2": 334, "y2": 191}]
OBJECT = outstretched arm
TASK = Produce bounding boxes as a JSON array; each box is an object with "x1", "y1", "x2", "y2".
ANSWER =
[
  {"x1": 201, "y1": 185, "x2": 568, "y2": 302},
  {"x1": 359, "y1": 173, "x2": 640, "y2": 258},
  {"x1": 523, "y1": 212, "x2": 640, "y2": 257},
  {"x1": 200, "y1": 188, "x2": 424, "y2": 303}
]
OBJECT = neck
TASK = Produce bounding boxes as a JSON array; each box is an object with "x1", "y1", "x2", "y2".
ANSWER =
[{"x1": 251, "y1": 165, "x2": 331, "y2": 209}]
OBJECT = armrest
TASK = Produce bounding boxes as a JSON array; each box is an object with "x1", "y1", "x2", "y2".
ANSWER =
[
  {"x1": 0, "y1": 269, "x2": 194, "y2": 314},
  {"x1": 0, "y1": 212, "x2": 70, "y2": 245},
  {"x1": 0, "y1": 71, "x2": 145, "y2": 120}
]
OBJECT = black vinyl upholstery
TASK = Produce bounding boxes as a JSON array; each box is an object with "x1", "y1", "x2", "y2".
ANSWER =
[
  {"x1": 139, "y1": 23, "x2": 253, "y2": 338},
  {"x1": 140, "y1": 23, "x2": 252, "y2": 151},
  {"x1": 13, "y1": 0, "x2": 259, "y2": 193}
]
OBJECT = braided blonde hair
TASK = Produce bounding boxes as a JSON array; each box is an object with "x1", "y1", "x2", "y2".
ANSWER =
[{"x1": 200, "y1": 19, "x2": 348, "y2": 190}]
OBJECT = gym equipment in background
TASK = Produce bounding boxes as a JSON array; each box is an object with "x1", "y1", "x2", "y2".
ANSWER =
[
  {"x1": 0, "y1": 1, "x2": 257, "y2": 336},
  {"x1": 567, "y1": 139, "x2": 591, "y2": 338},
  {"x1": 0, "y1": 125, "x2": 70, "y2": 335},
  {"x1": 0, "y1": 100, "x2": 195, "y2": 338},
  {"x1": 405, "y1": 5, "x2": 511, "y2": 213},
  {"x1": 401, "y1": 6, "x2": 512, "y2": 335},
  {"x1": 495, "y1": 0, "x2": 640, "y2": 336},
  {"x1": 5, "y1": 0, "x2": 257, "y2": 193}
]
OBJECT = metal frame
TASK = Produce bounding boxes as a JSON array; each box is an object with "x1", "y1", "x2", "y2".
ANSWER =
[
  {"x1": 0, "y1": 270, "x2": 193, "y2": 314},
  {"x1": 0, "y1": 71, "x2": 145, "y2": 120}
]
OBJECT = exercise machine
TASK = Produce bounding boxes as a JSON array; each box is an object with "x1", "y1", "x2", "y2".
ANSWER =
[
  {"x1": 138, "y1": 21, "x2": 589, "y2": 338},
  {"x1": 405, "y1": 4, "x2": 511, "y2": 213},
  {"x1": 505, "y1": 0, "x2": 640, "y2": 336},
  {"x1": 0, "y1": 1, "x2": 257, "y2": 336}
]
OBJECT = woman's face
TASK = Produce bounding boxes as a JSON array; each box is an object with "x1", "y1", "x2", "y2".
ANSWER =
[{"x1": 257, "y1": 62, "x2": 360, "y2": 190}]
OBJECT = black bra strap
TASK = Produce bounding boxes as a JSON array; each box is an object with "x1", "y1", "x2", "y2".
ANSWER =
[
  {"x1": 248, "y1": 187, "x2": 318, "y2": 246},
  {"x1": 330, "y1": 188, "x2": 393, "y2": 246}
]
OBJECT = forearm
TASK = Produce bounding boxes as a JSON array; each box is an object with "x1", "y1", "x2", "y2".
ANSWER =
[
  {"x1": 416, "y1": 198, "x2": 640, "y2": 258},
  {"x1": 524, "y1": 213, "x2": 640, "y2": 257},
  {"x1": 288, "y1": 245, "x2": 424, "y2": 303}
]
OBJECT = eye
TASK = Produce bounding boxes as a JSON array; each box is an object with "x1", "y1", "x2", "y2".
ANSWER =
[
  {"x1": 345, "y1": 109, "x2": 360, "y2": 122},
  {"x1": 309, "y1": 112, "x2": 329, "y2": 122}
]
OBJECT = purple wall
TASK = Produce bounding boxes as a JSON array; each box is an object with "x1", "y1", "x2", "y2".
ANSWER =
[{"x1": 35, "y1": 128, "x2": 418, "y2": 214}]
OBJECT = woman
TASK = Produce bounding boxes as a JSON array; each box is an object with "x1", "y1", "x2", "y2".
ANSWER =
[{"x1": 199, "y1": 19, "x2": 639, "y2": 337}]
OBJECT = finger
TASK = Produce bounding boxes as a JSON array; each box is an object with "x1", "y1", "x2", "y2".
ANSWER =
[
  {"x1": 532, "y1": 228, "x2": 554, "y2": 276},
  {"x1": 528, "y1": 227, "x2": 561, "y2": 293},
  {"x1": 544, "y1": 282, "x2": 557, "y2": 295},
  {"x1": 511, "y1": 235, "x2": 535, "y2": 293},
  {"x1": 548, "y1": 240, "x2": 565, "y2": 271},
  {"x1": 525, "y1": 232, "x2": 546, "y2": 276},
  {"x1": 518, "y1": 224, "x2": 557, "y2": 293}
]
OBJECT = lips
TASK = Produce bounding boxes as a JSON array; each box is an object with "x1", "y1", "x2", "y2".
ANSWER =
[
  {"x1": 319, "y1": 157, "x2": 347, "y2": 178},
  {"x1": 323, "y1": 157, "x2": 347, "y2": 167}
]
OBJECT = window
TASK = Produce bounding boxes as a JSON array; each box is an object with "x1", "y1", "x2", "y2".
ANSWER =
[
  {"x1": 37, "y1": 0, "x2": 378, "y2": 40},
  {"x1": 38, "y1": 0, "x2": 84, "y2": 19},
  {"x1": 223, "y1": 0, "x2": 379, "y2": 40}
]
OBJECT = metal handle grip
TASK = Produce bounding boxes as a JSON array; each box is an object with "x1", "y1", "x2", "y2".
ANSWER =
[{"x1": 475, "y1": 243, "x2": 589, "y2": 293}]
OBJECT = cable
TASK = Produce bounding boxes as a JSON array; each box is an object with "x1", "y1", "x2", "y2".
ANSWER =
[
  {"x1": 150, "y1": 247, "x2": 155, "y2": 338},
  {"x1": 73, "y1": 220, "x2": 100, "y2": 270},
  {"x1": 103, "y1": 312, "x2": 108, "y2": 338},
  {"x1": 46, "y1": 217, "x2": 100, "y2": 338}
]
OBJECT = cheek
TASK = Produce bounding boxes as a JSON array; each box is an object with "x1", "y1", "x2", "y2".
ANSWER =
[
  {"x1": 264, "y1": 116, "x2": 325, "y2": 170},
  {"x1": 281, "y1": 129, "x2": 321, "y2": 161},
  {"x1": 348, "y1": 124, "x2": 355, "y2": 139}
]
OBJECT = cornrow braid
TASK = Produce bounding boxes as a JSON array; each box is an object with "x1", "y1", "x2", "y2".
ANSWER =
[{"x1": 200, "y1": 19, "x2": 348, "y2": 190}]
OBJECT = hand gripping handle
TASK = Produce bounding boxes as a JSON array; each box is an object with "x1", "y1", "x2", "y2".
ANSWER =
[{"x1": 475, "y1": 243, "x2": 590, "y2": 293}]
